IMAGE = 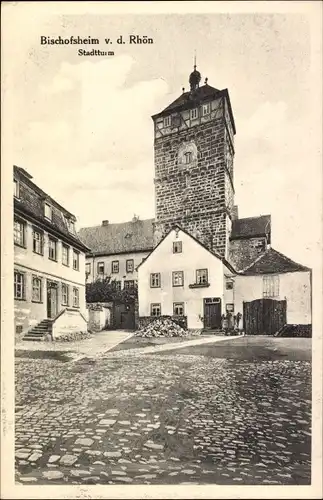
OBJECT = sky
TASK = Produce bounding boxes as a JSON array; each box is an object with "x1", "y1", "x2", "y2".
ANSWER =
[{"x1": 3, "y1": 4, "x2": 322, "y2": 267}]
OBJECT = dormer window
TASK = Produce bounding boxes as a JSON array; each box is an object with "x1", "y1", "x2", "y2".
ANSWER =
[
  {"x1": 202, "y1": 103, "x2": 211, "y2": 116},
  {"x1": 190, "y1": 108, "x2": 198, "y2": 120},
  {"x1": 68, "y1": 220, "x2": 75, "y2": 234},
  {"x1": 184, "y1": 152, "x2": 192, "y2": 164},
  {"x1": 44, "y1": 203, "x2": 52, "y2": 220},
  {"x1": 164, "y1": 116, "x2": 171, "y2": 127},
  {"x1": 14, "y1": 179, "x2": 20, "y2": 198}
]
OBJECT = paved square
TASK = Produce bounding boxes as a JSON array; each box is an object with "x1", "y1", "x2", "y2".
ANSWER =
[{"x1": 15, "y1": 337, "x2": 311, "y2": 485}]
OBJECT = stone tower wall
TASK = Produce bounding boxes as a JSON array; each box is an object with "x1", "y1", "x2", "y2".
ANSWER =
[{"x1": 153, "y1": 95, "x2": 235, "y2": 257}]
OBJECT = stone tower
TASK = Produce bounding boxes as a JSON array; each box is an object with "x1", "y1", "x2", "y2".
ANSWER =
[{"x1": 152, "y1": 65, "x2": 236, "y2": 258}]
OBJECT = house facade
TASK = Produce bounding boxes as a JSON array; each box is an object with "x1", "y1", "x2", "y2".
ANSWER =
[
  {"x1": 233, "y1": 248, "x2": 312, "y2": 334},
  {"x1": 14, "y1": 166, "x2": 90, "y2": 340},
  {"x1": 78, "y1": 217, "x2": 154, "y2": 288},
  {"x1": 138, "y1": 227, "x2": 235, "y2": 330}
]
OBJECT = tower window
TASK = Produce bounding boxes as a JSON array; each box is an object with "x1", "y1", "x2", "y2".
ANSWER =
[
  {"x1": 202, "y1": 103, "x2": 211, "y2": 116},
  {"x1": 190, "y1": 108, "x2": 198, "y2": 120},
  {"x1": 164, "y1": 116, "x2": 171, "y2": 127},
  {"x1": 184, "y1": 152, "x2": 192, "y2": 164}
]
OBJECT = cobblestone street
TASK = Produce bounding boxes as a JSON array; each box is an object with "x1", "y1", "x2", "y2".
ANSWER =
[{"x1": 15, "y1": 339, "x2": 311, "y2": 485}]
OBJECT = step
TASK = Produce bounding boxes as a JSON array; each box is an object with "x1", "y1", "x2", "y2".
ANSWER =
[{"x1": 23, "y1": 336, "x2": 44, "y2": 341}]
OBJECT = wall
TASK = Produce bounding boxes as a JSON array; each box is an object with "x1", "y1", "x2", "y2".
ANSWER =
[
  {"x1": 234, "y1": 271, "x2": 312, "y2": 326},
  {"x1": 52, "y1": 309, "x2": 88, "y2": 339},
  {"x1": 153, "y1": 95, "x2": 235, "y2": 257},
  {"x1": 87, "y1": 304, "x2": 112, "y2": 332},
  {"x1": 14, "y1": 217, "x2": 86, "y2": 333},
  {"x1": 85, "y1": 250, "x2": 150, "y2": 285},
  {"x1": 138, "y1": 228, "x2": 229, "y2": 329}
]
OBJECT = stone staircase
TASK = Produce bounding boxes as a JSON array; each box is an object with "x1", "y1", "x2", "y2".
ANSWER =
[{"x1": 22, "y1": 319, "x2": 52, "y2": 342}]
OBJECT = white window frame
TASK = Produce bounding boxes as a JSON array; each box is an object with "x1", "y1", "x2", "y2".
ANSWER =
[
  {"x1": 202, "y1": 103, "x2": 211, "y2": 116},
  {"x1": 73, "y1": 250, "x2": 79, "y2": 271},
  {"x1": 124, "y1": 280, "x2": 135, "y2": 289},
  {"x1": 48, "y1": 237, "x2": 57, "y2": 261},
  {"x1": 190, "y1": 108, "x2": 198, "y2": 120},
  {"x1": 172, "y1": 271, "x2": 184, "y2": 287},
  {"x1": 62, "y1": 283, "x2": 69, "y2": 306},
  {"x1": 62, "y1": 244, "x2": 69, "y2": 266},
  {"x1": 164, "y1": 116, "x2": 171, "y2": 127},
  {"x1": 151, "y1": 303, "x2": 161, "y2": 317},
  {"x1": 14, "y1": 271, "x2": 25, "y2": 300},
  {"x1": 263, "y1": 275, "x2": 280, "y2": 298},
  {"x1": 173, "y1": 302, "x2": 184, "y2": 316},
  {"x1": 85, "y1": 262, "x2": 91, "y2": 277},
  {"x1": 72, "y1": 287, "x2": 79, "y2": 308},
  {"x1": 173, "y1": 241, "x2": 182, "y2": 253},
  {"x1": 196, "y1": 269, "x2": 208, "y2": 285},
  {"x1": 14, "y1": 219, "x2": 25, "y2": 247},
  {"x1": 112, "y1": 260, "x2": 119, "y2": 274},
  {"x1": 32, "y1": 229, "x2": 43, "y2": 255},
  {"x1": 97, "y1": 261, "x2": 105, "y2": 275},
  {"x1": 14, "y1": 179, "x2": 20, "y2": 198},
  {"x1": 150, "y1": 273, "x2": 161, "y2": 288},
  {"x1": 44, "y1": 203, "x2": 52, "y2": 220},
  {"x1": 32, "y1": 276, "x2": 42, "y2": 303},
  {"x1": 126, "y1": 259, "x2": 134, "y2": 273}
]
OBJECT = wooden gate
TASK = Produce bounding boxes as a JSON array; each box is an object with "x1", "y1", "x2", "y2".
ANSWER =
[
  {"x1": 243, "y1": 299, "x2": 286, "y2": 335},
  {"x1": 113, "y1": 302, "x2": 135, "y2": 330},
  {"x1": 203, "y1": 298, "x2": 222, "y2": 330}
]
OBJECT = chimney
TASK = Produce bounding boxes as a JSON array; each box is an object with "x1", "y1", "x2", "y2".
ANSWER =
[
  {"x1": 102, "y1": 220, "x2": 109, "y2": 226},
  {"x1": 231, "y1": 205, "x2": 239, "y2": 220}
]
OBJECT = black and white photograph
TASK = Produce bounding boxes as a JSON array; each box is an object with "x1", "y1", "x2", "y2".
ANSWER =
[{"x1": 1, "y1": 1, "x2": 322, "y2": 498}]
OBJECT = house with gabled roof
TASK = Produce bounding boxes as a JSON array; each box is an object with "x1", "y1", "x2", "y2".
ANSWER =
[
  {"x1": 137, "y1": 225, "x2": 236, "y2": 330},
  {"x1": 14, "y1": 166, "x2": 90, "y2": 340}
]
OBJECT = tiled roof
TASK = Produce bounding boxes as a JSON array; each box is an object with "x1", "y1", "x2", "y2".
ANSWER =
[
  {"x1": 78, "y1": 219, "x2": 155, "y2": 256},
  {"x1": 14, "y1": 165, "x2": 89, "y2": 252},
  {"x1": 231, "y1": 215, "x2": 271, "y2": 241},
  {"x1": 160, "y1": 84, "x2": 221, "y2": 114},
  {"x1": 153, "y1": 85, "x2": 236, "y2": 134},
  {"x1": 241, "y1": 248, "x2": 310, "y2": 275}
]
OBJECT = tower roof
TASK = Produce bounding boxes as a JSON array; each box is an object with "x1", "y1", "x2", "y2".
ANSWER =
[{"x1": 152, "y1": 85, "x2": 236, "y2": 134}]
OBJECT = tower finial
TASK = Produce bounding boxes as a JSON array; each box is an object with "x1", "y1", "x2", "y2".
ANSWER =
[{"x1": 189, "y1": 52, "x2": 201, "y2": 91}]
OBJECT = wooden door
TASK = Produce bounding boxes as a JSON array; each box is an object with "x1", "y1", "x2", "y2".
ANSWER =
[
  {"x1": 203, "y1": 298, "x2": 222, "y2": 329},
  {"x1": 47, "y1": 282, "x2": 58, "y2": 319}
]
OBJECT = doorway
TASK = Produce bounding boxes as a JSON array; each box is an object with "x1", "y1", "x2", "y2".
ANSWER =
[
  {"x1": 203, "y1": 297, "x2": 222, "y2": 329},
  {"x1": 47, "y1": 281, "x2": 58, "y2": 319}
]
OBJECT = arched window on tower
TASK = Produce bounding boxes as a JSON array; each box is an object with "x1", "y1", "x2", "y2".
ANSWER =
[{"x1": 184, "y1": 151, "x2": 192, "y2": 164}]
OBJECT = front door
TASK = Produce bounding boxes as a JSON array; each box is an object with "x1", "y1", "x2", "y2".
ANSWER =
[
  {"x1": 204, "y1": 298, "x2": 222, "y2": 329},
  {"x1": 47, "y1": 281, "x2": 58, "y2": 319}
]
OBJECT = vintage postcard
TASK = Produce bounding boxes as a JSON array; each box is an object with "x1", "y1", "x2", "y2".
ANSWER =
[{"x1": 1, "y1": 1, "x2": 322, "y2": 499}]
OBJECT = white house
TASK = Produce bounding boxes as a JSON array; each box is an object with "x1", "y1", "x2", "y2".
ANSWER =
[
  {"x1": 137, "y1": 226, "x2": 236, "y2": 330},
  {"x1": 233, "y1": 248, "x2": 312, "y2": 334},
  {"x1": 14, "y1": 166, "x2": 90, "y2": 341}
]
